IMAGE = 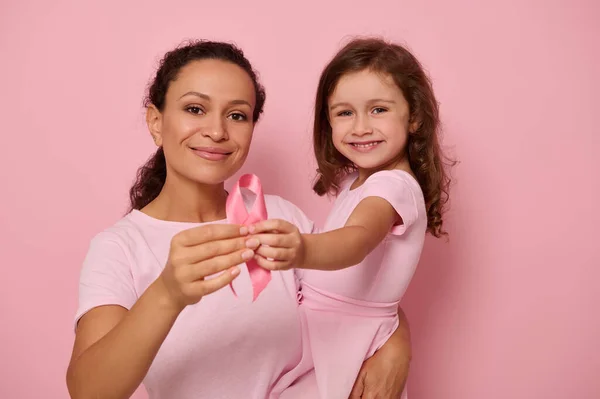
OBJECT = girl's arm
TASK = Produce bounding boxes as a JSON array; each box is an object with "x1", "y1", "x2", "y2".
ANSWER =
[
  {"x1": 247, "y1": 171, "x2": 419, "y2": 272},
  {"x1": 247, "y1": 196, "x2": 398, "y2": 271},
  {"x1": 301, "y1": 196, "x2": 397, "y2": 270}
]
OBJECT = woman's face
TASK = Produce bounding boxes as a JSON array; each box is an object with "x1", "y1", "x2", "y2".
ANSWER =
[{"x1": 147, "y1": 59, "x2": 256, "y2": 186}]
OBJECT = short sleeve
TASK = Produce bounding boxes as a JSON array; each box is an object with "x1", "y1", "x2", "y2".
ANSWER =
[
  {"x1": 360, "y1": 170, "x2": 420, "y2": 236},
  {"x1": 74, "y1": 232, "x2": 138, "y2": 329}
]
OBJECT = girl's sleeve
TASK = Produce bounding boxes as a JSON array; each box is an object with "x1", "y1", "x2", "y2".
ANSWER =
[{"x1": 359, "y1": 170, "x2": 421, "y2": 236}]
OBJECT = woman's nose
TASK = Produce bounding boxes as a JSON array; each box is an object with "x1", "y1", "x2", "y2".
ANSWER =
[{"x1": 201, "y1": 115, "x2": 228, "y2": 141}]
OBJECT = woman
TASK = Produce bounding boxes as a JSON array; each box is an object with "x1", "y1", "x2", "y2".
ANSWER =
[{"x1": 66, "y1": 39, "x2": 411, "y2": 399}]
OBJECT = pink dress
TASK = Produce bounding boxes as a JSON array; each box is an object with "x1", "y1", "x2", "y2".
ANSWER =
[
  {"x1": 292, "y1": 170, "x2": 427, "y2": 399},
  {"x1": 75, "y1": 194, "x2": 315, "y2": 399}
]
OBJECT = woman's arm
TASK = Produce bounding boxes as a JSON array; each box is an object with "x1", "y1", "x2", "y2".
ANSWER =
[
  {"x1": 67, "y1": 224, "x2": 250, "y2": 399},
  {"x1": 67, "y1": 281, "x2": 181, "y2": 399},
  {"x1": 350, "y1": 307, "x2": 412, "y2": 398},
  {"x1": 247, "y1": 196, "x2": 398, "y2": 271}
]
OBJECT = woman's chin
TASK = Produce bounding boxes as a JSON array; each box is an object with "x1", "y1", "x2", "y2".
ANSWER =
[{"x1": 186, "y1": 170, "x2": 238, "y2": 186}]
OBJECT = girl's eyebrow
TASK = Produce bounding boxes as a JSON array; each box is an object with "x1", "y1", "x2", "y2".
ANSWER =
[
  {"x1": 329, "y1": 101, "x2": 351, "y2": 110},
  {"x1": 330, "y1": 98, "x2": 396, "y2": 110},
  {"x1": 367, "y1": 98, "x2": 396, "y2": 105}
]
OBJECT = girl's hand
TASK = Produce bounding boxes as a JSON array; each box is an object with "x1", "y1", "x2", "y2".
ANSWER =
[
  {"x1": 159, "y1": 224, "x2": 253, "y2": 310},
  {"x1": 244, "y1": 219, "x2": 305, "y2": 271}
]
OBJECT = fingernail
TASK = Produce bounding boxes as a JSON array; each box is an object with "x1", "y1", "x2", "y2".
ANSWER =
[
  {"x1": 230, "y1": 267, "x2": 240, "y2": 276},
  {"x1": 246, "y1": 238, "x2": 259, "y2": 248},
  {"x1": 248, "y1": 225, "x2": 256, "y2": 233},
  {"x1": 242, "y1": 249, "x2": 254, "y2": 260},
  {"x1": 240, "y1": 226, "x2": 248, "y2": 235}
]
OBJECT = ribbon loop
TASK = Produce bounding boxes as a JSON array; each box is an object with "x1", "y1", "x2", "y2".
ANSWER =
[{"x1": 226, "y1": 174, "x2": 270, "y2": 301}]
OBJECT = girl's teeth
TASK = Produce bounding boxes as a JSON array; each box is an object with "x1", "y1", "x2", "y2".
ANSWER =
[{"x1": 353, "y1": 142, "x2": 379, "y2": 148}]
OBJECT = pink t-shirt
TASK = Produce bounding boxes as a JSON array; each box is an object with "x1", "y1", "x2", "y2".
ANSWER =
[{"x1": 75, "y1": 195, "x2": 314, "y2": 399}]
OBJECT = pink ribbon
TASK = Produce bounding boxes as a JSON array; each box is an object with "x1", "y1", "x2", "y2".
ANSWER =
[{"x1": 226, "y1": 173, "x2": 271, "y2": 301}]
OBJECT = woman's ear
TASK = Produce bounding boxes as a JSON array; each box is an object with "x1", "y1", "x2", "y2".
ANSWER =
[{"x1": 146, "y1": 105, "x2": 163, "y2": 147}]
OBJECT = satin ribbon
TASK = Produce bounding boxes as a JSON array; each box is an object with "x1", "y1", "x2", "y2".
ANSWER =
[{"x1": 226, "y1": 173, "x2": 271, "y2": 301}]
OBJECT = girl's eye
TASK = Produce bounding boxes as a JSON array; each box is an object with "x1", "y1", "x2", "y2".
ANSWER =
[
  {"x1": 337, "y1": 110, "x2": 353, "y2": 117},
  {"x1": 229, "y1": 112, "x2": 248, "y2": 121},
  {"x1": 372, "y1": 107, "x2": 387, "y2": 114},
  {"x1": 186, "y1": 106, "x2": 204, "y2": 115}
]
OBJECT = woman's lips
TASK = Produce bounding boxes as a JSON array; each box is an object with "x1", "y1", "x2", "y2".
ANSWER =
[{"x1": 190, "y1": 146, "x2": 232, "y2": 161}]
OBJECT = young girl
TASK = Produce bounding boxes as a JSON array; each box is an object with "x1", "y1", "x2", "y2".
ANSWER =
[{"x1": 248, "y1": 37, "x2": 452, "y2": 398}]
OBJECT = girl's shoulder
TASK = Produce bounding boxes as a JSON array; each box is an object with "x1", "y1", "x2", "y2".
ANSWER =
[{"x1": 364, "y1": 170, "x2": 423, "y2": 195}]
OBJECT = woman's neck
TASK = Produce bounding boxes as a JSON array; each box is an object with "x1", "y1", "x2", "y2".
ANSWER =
[{"x1": 143, "y1": 173, "x2": 229, "y2": 223}]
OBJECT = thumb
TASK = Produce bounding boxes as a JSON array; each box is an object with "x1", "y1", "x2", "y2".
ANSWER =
[{"x1": 349, "y1": 370, "x2": 366, "y2": 399}]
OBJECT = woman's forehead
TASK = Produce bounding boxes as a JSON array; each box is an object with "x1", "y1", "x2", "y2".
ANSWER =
[{"x1": 168, "y1": 59, "x2": 256, "y2": 105}]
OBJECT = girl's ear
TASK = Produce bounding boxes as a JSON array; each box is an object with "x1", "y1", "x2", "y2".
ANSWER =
[{"x1": 409, "y1": 119, "x2": 421, "y2": 134}]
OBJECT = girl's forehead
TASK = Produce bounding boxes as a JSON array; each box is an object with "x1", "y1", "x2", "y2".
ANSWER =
[{"x1": 332, "y1": 70, "x2": 401, "y2": 100}]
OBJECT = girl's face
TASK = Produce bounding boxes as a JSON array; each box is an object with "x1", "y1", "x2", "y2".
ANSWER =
[
  {"x1": 147, "y1": 59, "x2": 256, "y2": 186},
  {"x1": 328, "y1": 69, "x2": 413, "y2": 172}
]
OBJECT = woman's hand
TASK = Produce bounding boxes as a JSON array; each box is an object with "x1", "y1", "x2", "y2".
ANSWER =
[
  {"x1": 349, "y1": 345, "x2": 410, "y2": 399},
  {"x1": 159, "y1": 223, "x2": 253, "y2": 310},
  {"x1": 350, "y1": 309, "x2": 412, "y2": 398},
  {"x1": 244, "y1": 219, "x2": 306, "y2": 271}
]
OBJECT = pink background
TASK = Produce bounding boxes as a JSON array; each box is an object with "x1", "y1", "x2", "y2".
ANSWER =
[{"x1": 1, "y1": 0, "x2": 598, "y2": 398}]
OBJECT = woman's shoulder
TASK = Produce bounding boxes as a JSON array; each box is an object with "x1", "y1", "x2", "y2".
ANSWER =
[
  {"x1": 87, "y1": 211, "x2": 147, "y2": 253},
  {"x1": 263, "y1": 194, "x2": 315, "y2": 234}
]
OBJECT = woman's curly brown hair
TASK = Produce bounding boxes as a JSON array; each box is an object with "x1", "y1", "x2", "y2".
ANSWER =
[{"x1": 313, "y1": 38, "x2": 454, "y2": 237}]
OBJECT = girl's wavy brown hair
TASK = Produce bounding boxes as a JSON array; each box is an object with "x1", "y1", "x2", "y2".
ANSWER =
[{"x1": 313, "y1": 38, "x2": 454, "y2": 237}]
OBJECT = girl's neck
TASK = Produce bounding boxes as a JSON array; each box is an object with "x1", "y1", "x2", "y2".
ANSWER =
[
  {"x1": 142, "y1": 172, "x2": 228, "y2": 223},
  {"x1": 353, "y1": 156, "x2": 414, "y2": 189}
]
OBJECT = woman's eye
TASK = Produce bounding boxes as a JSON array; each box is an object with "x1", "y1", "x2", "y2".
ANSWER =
[
  {"x1": 229, "y1": 112, "x2": 247, "y2": 121},
  {"x1": 372, "y1": 107, "x2": 387, "y2": 114},
  {"x1": 186, "y1": 106, "x2": 204, "y2": 115},
  {"x1": 337, "y1": 110, "x2": 353, "y2": 117}
]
